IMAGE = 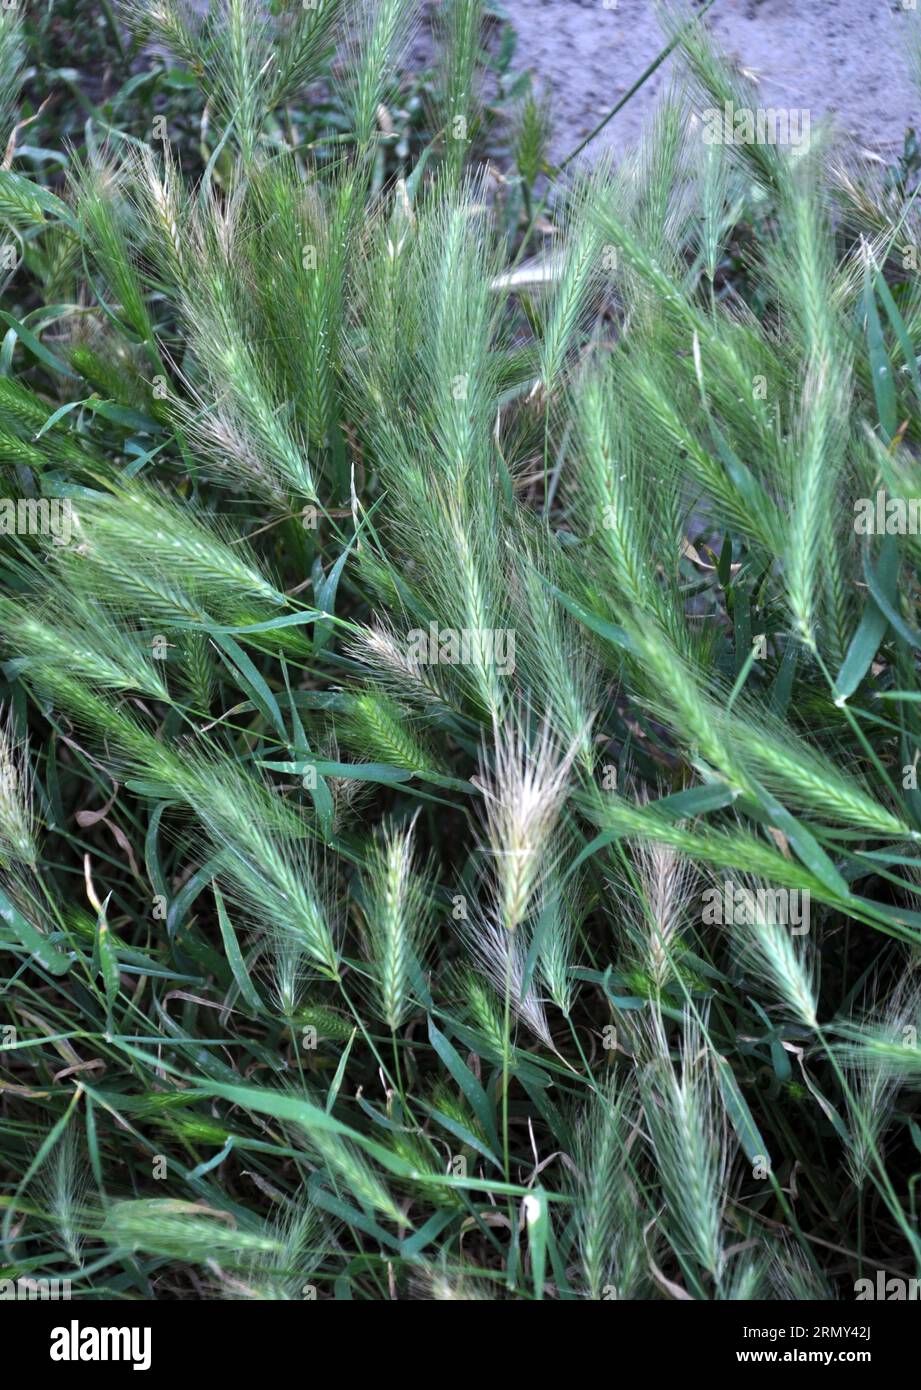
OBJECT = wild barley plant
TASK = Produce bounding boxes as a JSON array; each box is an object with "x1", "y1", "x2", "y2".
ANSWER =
[{"x1": 3, "y1": 0, "x2": 921, "y2": 1301}]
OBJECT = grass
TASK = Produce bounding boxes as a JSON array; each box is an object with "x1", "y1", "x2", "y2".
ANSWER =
[{"x1": 2, "y1": 0, "x2": 921, "y2": 1301}]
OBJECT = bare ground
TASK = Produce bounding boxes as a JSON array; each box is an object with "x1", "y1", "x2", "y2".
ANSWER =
[{"x1": 494, "y1": 0, "x2": 921, "y2": 164}]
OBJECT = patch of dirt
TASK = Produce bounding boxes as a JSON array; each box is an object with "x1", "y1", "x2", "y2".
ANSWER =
[{"x1": 497, "y1": 0, "x2": 921, "y2": 164}]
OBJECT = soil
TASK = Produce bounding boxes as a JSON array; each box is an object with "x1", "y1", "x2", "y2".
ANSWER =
[{"x1": 495, "y1": 0, "x2": 921, "y2": 165}]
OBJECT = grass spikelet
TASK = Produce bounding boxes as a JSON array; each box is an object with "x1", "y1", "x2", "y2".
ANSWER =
[
  {"x1": 307, "y1": 1127, "x2": 404, "y2": 1227},
  {"x1": 0, "y1": 6, "x2": 24, "y2": 148},
  {"x1": 346, "y1": 617, "x2": 455, "y2": 716},
  {"x1": 219, "y1": 1197, "x2": 328, "y2": 1301},
  {"x1": 102, "y1": 1198, "x2": 283, "y2": 1263},
  {"x1": 359, "y1": 813, "x2": 435, "y2": 1031},
  {"x1": 460, "y1": 911, "x2": 554, "y2": 1047},
  {"x1": 638, "y1": 1011, "x2": 729, "y2": 1290},
  {"x1": 730, "y1": 876, "x2": 819, "y2": 1030},
  {"x1": 437, "y1": 0, "x2": 485, "y2": 183},
  {"x1": 60, "y1": 481, "x2": 291, "y2": 632},
  {"x1": 0, "y1": 706, "x2": 37, "y2": 868},
  {"x1": 178, "y1": 756, "x2": 340, "y2": 979},
  {"x1": 343, "y1": 690, "x2": 441, "y2": 774},
  {"x1": 572, "y1": 1081, "x2": 645, "y2": 1300},
  {"x1": 347, "y1": 0, "x2": 416, "y2": 153},
  {"x1": 476, "y1": 710, "x2": 580, "y2": 935},
  {"x1": 534, "y1": 870, "x2": 580, "y2": 1017},
  {"x1": 834, "y1": 978, "x2": 921, "y2": 1082},
  {"x1": 33, "y1": 1128, "x2": 93, "y2": 1268},
  {"x1": 622, "y1": 836, "x2": 697, "y2": 997}
]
